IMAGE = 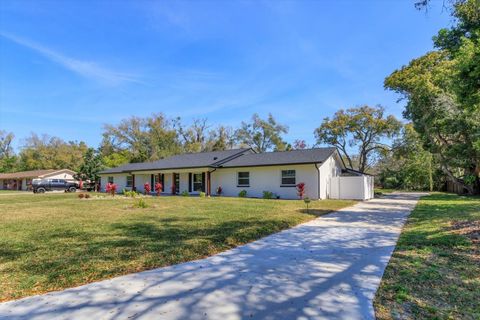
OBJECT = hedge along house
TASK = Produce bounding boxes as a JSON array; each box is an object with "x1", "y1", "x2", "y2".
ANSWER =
[
  {"x1": 99, "y1": 148, "x2": 374, "y2": 200},
  {"x1": 0, "y1": 169, "x2": 76, "y2": 191}
]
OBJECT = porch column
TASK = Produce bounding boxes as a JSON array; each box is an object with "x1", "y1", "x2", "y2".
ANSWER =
[
  {"x1": 172, "y1": 172, "x2": 175, "y2": 194},
  {"x1": 207, "y1": 171, "x2": 211, "y2": 196},
  {"x1": 132, "y1": 174, "x2": 135, "y2": 191}
]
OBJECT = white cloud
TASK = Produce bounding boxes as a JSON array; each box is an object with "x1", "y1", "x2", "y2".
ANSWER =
[{"x1": 0, "y1": 31, "x2": 141, "y2": 86}]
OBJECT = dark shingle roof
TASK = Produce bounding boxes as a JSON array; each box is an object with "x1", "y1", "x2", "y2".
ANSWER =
[
  {"x1": 99, "y1": 147, "x2": 338, "y2": 174},
  {"x1": 218, "y1": 147, "x2": 337, "y2": 168},
  {"x1": 99, "y1": 149, "x2": 252, "y2": 174}
]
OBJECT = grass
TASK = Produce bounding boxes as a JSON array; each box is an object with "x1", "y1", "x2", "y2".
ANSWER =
[
  {"x1": 0, "y1": 193, "x2": 355, "y2": 301},
  {"x1": 374, "y1": 193, "x2": 480, "y2": 320}
]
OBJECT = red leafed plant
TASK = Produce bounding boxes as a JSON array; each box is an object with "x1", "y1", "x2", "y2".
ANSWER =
[
  {"x1": 106, "y1": 182, "x2": 117, "y2": 196},
  {"x1": 296, "y1": 182, "x2": 306, "y2": 199},
  {"x1": 155, "y1": 182, "x2": 163, "y2": 196},
  {"x1": 144, "y1": 182, "x2": 151, "y2": 195}
]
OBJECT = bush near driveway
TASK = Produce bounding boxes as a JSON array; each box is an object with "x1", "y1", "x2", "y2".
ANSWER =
[{"x1": 0, "y1": 193, "x2": 355, "y2": 301}]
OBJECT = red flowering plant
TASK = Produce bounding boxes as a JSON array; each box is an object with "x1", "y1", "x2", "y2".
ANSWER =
[
  {"x1": 155, "y1": 182, "x2": 163, "y2": 196},
  {"x1": 144, "y1": 182, "x2": 151, "y2": 195},
  {"x1": 105, "y1": 182, "x2": 117, "y2": 197},
  {"x1": 296, "y1": 182, "x2": 306, "y2": 199}
]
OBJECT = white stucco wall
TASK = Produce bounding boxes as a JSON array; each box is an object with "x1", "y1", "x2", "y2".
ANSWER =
[
  {"x1": 318, "y1": 155, "x2": 343, "y2": 199},
  {"x1": 210, "y1": 164, "x2": 320, "y2": 200},
  {"x1": 100, "y1": 174, "x2": 128, "y2": 192}
]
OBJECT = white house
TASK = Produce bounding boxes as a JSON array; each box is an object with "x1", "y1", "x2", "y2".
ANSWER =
[
  {"x1": 98, "y1": 148, "x2": 373, "y2": 200},
  {"x1": 0, "y1": 169, "x2": 77, "y2": 191}
]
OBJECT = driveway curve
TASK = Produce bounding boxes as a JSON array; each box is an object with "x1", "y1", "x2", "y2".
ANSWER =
[{"x1": 0, "y1": 192, "x2": 425, "y2": 320}]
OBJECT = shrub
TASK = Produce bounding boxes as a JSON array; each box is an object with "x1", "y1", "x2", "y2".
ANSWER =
[
  {"x1": 106, "y1": 183, "x2": 117, "y2": 196},
  {"x1": 199, "y1": 191, "x2": 206, "y2": 198},
  {"x1": 144, "y1": 183, "x2": 151, "y2": 194},
  {"x1": 262, "y1": 191, "x2": 274, "y2": 199},
  {"x1": 123, "y1": 190, "x2": 138, "y2": 198},
  {"x1": 78, "y1": 193, "x2": 85, "y2": 199},
  {"x1": 181, "y1": 190, "x2": 189, "y2": 197},
  {"x1": 238, "y1": 190, "x2": 247, "y2": 197},
  {"x1": 216, "y1": 186, "x2": 222, "y2": 196},
  {"x1": 154, "y1": 182, "x2": 163, "y2": 196},
  {"x1": 135, "y1": 198, "x2": 149, "y2": 208},
  {"x1": 84, "y1": 194, "x2": 91, "y2": 199},
  {"x1": 296, "y1": 182, "x2": 306, "y2": 199}
]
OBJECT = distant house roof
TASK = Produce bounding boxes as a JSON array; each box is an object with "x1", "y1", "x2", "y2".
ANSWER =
[
  {"x1": 99, "y1": 147, "x2": 339, "y2": 174},
  {"x1": 218, "y1": 148, "x2": 338, "y2": 168},
  {"x1": 99, "y1": 148, "x2": 253, "y2": 174},
  {"x1": 0, "y1": 169, "x2": 76, "y2": 180}
]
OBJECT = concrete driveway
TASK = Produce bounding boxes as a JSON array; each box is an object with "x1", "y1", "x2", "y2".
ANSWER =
[{"x1": 0, "y1": 193, "x2": 425, "y2": 320}]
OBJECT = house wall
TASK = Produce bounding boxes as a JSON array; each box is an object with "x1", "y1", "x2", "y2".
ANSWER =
[
  {"x1": 210, "y1": 164, "x2": 320, "y2": 199},
  {"x1": 100, "y1": 174, "x2": 128, "y2": 192},
  {"x1": 318, "y1": 155, "x2": 342, "y2": 199},
  {"x1": 44, "y1": 172, "x2": 76, "y2": 181}
]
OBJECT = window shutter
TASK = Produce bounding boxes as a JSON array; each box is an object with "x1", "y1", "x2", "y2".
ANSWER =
[
  {"x1": 189, "y1": 173, "x2": 192, "y2": 192},
  {"x1": 150, "y1": 174, "x2": 154, "y2": 186},
  {"x1": 201, "y1": 172, "x2": 206, "y2": 192}
]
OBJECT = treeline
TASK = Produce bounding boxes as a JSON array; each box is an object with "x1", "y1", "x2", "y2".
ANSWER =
[{"x1": 0, "y1": 112, "x2": 299, "y2": 173}]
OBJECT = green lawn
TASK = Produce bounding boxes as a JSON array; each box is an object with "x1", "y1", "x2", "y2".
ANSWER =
[
  {"x1": 374, "y1": 193, "x2": 480, "y2": 320},
  {"x1": 0, "y1": 193, "x2": 355, "y2": 301}
]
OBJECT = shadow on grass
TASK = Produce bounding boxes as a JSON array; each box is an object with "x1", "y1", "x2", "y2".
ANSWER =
[{"x1": 297, "y1": 208, "x2": 332, "y2": 217}]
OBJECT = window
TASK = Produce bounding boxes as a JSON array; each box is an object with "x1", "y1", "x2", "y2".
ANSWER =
[
  {"x1": 281, "y1": 170, "x2": 296, "y2": 185},
  {"x1": 107, "y1": 176, "x2": 114, "y2": 184},
  {"x1": 126, "y1": 175, "x2": 133, "y2": 187},
  {"x1": 193, "y1": 173, "x2": 203, "y2": 192},
  {"x1": 237, "y1": 172, "x2": 250, "y2": 186}
]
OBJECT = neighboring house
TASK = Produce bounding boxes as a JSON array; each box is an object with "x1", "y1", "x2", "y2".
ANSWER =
[
  {"x1": 0, "y1": 169, "x2": 77, "y2": 191},
  {"x1": 99, "y1": 148, "x2": 374, "y2": 200}
]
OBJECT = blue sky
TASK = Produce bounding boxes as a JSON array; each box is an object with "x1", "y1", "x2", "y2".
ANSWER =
[{"x1": 0, "y1": 0, "x2": 451, "y2": 150}]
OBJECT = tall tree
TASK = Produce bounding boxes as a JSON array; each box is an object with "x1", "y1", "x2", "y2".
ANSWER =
[
  {"x1": 0, "y1": 130, "x2": 14, "y2": 158},
  {"x1": 18, "y1": 133, "x2": 88, "y2": 171},
  {"x1": 385, "y1": 0, "x2": 480, "y2": 194},
  {"x1": 314, "y1": 105, "x2": 402, "y2": 173},
  {"x1": 74, "y1": 148, "x2": 104, "y2": 190},
  {"x1": 377, "y1": 124, "x2": 438, "y2": 191},
  {"x1": 235, "y1": 113, "x2": 289, "y2": 152},
  {"x1": 206, "y1": 126, "x2": 236, "y2": 151},
  {"x1": 174, "y1": 118, "x2": 210, "y2": 153},
  {"x1": 0, "y1": 131, "x2": 17, "y2": 173},
  {"x1": 101, "y1": 113, "x2": 182, "y2": 163},
  {"x1": 293, "y1": 139, "x2": 308, "y2": 150}
]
